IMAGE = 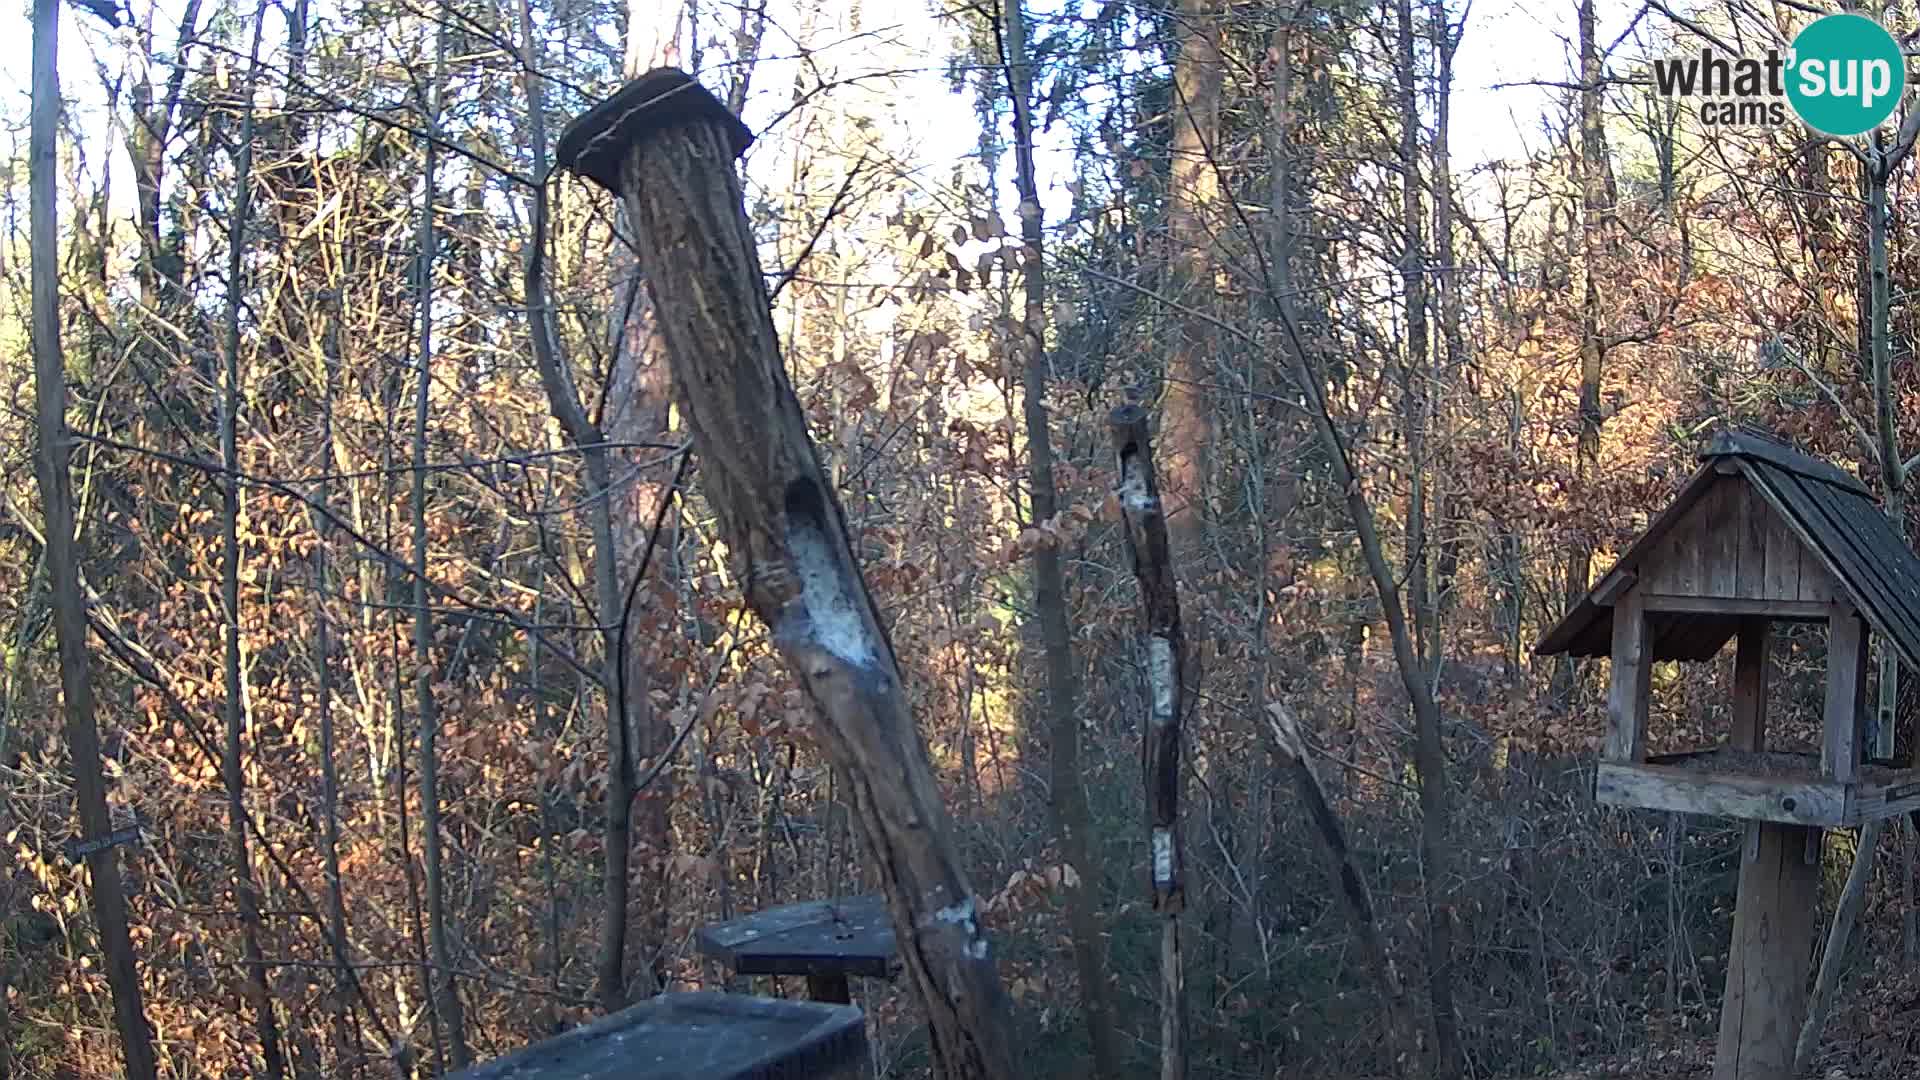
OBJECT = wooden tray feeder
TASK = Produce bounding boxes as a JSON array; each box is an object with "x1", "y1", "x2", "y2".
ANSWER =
[
  {"x1": 696, "y1": 895, "x2": 900, "y2": 1005},
  {"x1": 1539, "y1": 429, "x2": 1920, "y2": 821},
  {"x1": 1537, "y1": 429, "x2": 1920, "y2": 1080},
  {"x1": 448, "y1": 992, "x2": 866, "y2": 1080}
]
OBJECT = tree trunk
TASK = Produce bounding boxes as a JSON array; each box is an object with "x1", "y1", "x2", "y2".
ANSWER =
[
  {"x1": 1868, "y1": 167, "x2": 1902, "y2": 762},
  {"x1": 1164, "y1": 0, "x2": 1218, "y2": 569},
  {"x1": 412, "y1": 21, "x2": 469, "y2": 1068},
  {"x1": 1164, "y1": 0, "x2": 1227, "y2": 995},
  {"x1": 599, "y1": 0, "x2": 689, "y2": 1004},
  {"x1": 1394, "y1": 0, "x2": 1431, "y2": 669},
  {"x1": 1429, "y1": 0, "x2": 1465, "y2": 640},
  {"x1": 559, "y1": 72, "x2": 1017, "y2": 1079},
  {"x1": 1796, "y1": 821, "x2": 1880, "y2": 1073},
  {"x1": 999, "y1": 4, "x2": 1123, "y2": 1075},
  {"x1": 1265, "y1": 703, "x2": 1417, "y2": 1075},
  {"x1": 1271, "y1": 245, "x2": 1461, "y2": 1080},
  {"x1": 1558, "y1": 0, "x2": 1607, "y2": 707},
  {"x1": 29, "y1": 2, "x2": 159, "y2": 1074},
  {"x1": 218, "y1": 16, "x2": 287, "y2": 1074},
  {"x1": 313, "y1": 306, "x2": 361, "y2": 1075}
]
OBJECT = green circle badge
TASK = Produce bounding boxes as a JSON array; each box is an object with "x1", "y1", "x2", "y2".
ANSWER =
[{"x1": 1787, "y1": 13, "x2": 1905, "y2": 137}]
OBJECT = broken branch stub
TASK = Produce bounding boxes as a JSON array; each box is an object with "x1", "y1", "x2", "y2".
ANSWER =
[
  {"x1": 556, "y1": 69, "x2": 1016, "y2": 1080},
  {"x1": 1110, "y1": 404, "x2": 1185, "y2": 912}
]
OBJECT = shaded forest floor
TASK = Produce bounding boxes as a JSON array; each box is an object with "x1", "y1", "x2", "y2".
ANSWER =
[{"x1": 1546, "y1": 951, "x2": 1920, "y2": 1080}]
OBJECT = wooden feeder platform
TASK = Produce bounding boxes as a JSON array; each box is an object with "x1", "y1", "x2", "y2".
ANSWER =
[
  {"x1": 696, "y1": 895, "x2": 899, "y2": 1004},
  {"x1": 449, "y1": 992, "x2": 865, "y2": 1080},
  {"x1": 1536, "y1": 429, "x2": 1920, "y2": 1080},
  {"x1": 1597, "y1": 747, "x2": 1920, "y2": 827}
]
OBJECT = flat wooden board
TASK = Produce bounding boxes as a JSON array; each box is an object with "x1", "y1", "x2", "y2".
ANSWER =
[
  {"x1": 449, "y1": 993, "x2": 865, "y2": 1080},
  {"x1": 1597, "y1": 759, "x2": 1845, "y2": 826},
  {"x1": 1599, "y1": 749, "x2": 1920, "y2": 825},
  {"x1": 697, "y1": 896, "x2": 899, "y2": 979}
]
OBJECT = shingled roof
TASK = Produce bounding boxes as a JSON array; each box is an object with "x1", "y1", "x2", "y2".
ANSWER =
[{"x1": 1535, "y1": 430, "x2": 1920, "y2": 670}]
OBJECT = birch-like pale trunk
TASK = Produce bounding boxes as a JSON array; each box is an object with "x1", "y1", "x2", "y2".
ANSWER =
[{"x1": 1110, "y1": 406, "x2": 1190, "y2": 1080}]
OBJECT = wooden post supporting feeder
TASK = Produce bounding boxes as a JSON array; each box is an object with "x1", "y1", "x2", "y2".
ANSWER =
[
  {"x1": 1537, "y1": 430, "x2": 1920, "y2": 1080},
  {"x1": 555, "y1": 70, "x2": 1016, "y2": 1080}
]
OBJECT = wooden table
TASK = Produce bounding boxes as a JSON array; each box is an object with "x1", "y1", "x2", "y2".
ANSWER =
[
  {"x1": 696, "y1": 895, "x2": 900, "y2": 1004},
  {"x1": 449, "y1": 992, "x2": 865, "y2": 1080}
]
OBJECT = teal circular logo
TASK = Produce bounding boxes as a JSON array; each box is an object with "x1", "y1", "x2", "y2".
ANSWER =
[{"x1": 1787, "y1": 14, "x2": 1905, "y2": 137}]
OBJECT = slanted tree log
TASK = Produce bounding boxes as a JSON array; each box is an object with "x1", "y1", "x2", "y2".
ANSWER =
[
  {"x1": 555, "y1": 70, "x2": 1016, "y2": 1080},
  {"x1": 1109, "y1": 404, "x2": 1190, "y2": 1079}
]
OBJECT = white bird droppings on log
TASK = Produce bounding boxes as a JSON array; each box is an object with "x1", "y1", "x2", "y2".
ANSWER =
[{"x1": 784, "y1": 503, "x2": 879, "y2": 669}]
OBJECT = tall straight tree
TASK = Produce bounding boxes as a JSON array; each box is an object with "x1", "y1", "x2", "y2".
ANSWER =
[
  {"x1": 1163, "y1": 0, "x2": 1225, "y2": 986},
  {"x1": 1163, "y1": 0, "x2": 1218, "y2": 569},
  {"x1": 217, "y1": 10, "x2": 287, "y2": 1075},
  {"x1": 1562, "y1": 0, "x2": 1607, "y2": 698},
  {"x1": 522, "y1": 0, "x2": 656, "y2": 1011},
  {"x1": 598, "y1": 0, "x2": 690, "y2": 1003},
  {"x1": 412, "y1": 16, "x2": 469, "y2": 1068},
  {"x1": 999, "y1": 0, "x2": 1123, "y2": 1074},
  {"x1": 29, "y1": 0, "x2": 159, "y2": 1074},
  {"x1": 1394, "y1": 0, "x2": 1431, "y2": 667},
  {"x1": 1393, "y1": 1, "x2": 1459, "y2": 1069}
]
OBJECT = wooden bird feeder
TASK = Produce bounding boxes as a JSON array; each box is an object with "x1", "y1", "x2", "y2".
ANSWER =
[
  {"x1": 1537, "y1": 429, "x2": 1920, "y2": 1080},
  {"x1": 696, "y1": 895, "x2": 900, "y2": 1005},
  {"x1": 448, "y1": 993, "x2": 866, "y2": 1080}
]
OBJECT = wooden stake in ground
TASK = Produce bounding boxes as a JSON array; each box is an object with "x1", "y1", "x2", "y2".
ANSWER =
[
  {"x1": 1109, "y1": 404, "x2": 1190, "y2": 1080},
  {"x1": 555, "y1": 70, "x2": 1016, "y2": 1080}
]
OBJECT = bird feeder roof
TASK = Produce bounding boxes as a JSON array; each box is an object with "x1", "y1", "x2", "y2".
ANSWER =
[{"x1": 1535, "y1": 429, "x2": 1920, "y2": 669}]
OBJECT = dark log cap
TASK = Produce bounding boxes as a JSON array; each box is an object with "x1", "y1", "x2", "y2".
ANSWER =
[{"x1": 554, "y1": 68, "x2": 753, "y2": 194}]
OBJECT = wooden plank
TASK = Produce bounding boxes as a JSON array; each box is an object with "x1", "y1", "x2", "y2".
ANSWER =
[
  {"x1": 1762, "y1": 495, "x2": 1801, "y2": 602},
  {"x1": 1713, "y1": 822, "x2": 1820, "y2": 1080},
  {"x1": 1735, "y1": 479, "x2": 1772, "y2": 599},
  {"x1": 450, "y1": 992, "x2": 867, "y2": 1080},
  {"x1": 696, "y1": 896, "x2": 898, "y2": 980},
  {"x1": 1594, "y1": 762, "x2": 1846, "y2": 826},
  {"x1": 1771, "y1": 469, "x2": 1920, "y2": 653},
  {"x1": 1732, "y1": 617, "x2": 1769, "y2": 753},
  {"x1": 1703, "y1": 481, "x2": 1740, "y2": 598},
  {"x1": 1640, "y1": 595, "x2": 1831, "y2": 618},
  {"x1": 1814, "y1": 482, "x2": 1920, "y2": 669},
  {"x1": 1605, "y1": 587, "x2": 1652, "y2": 763},
  {"x1": 1591, "y1": 569, "x2": 1637, "y2": 607},
  {"x1": 1745, "y1": 466, "x2": 1871, "y2": 616},
  {"x1": 1844, "y1": 771, "x2": 1920, "y2": 824},
  {"x1": 1823, "y1": 604, "x2": 1866, "y2": 785},
  {"x1": 1669, "y1": 494, "x2": 1706, "y2": 595}
]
